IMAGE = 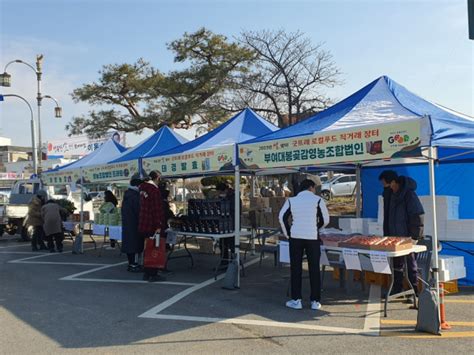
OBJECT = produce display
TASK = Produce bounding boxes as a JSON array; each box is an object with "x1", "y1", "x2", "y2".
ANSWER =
[
  {"x1": 339, "y1": 235, "x2": 385, "y2": 249},
  {"x1": 319, "y1": 234, "x2": 354, "y2": 247},
  {"x1": 374, "y1": 237, "x2": 412, "y2": 251},
  {"x1": 95, "y1": 202, "x2": 122, "y2": 226},
  {"x1": 337, "y1": 235, "x2": 413, "y2": 251}
]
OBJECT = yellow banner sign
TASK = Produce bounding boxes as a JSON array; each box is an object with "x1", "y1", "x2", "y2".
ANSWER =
[
  {"x1": 142, "y1": 145, "x2": 235, "y2": 177},
  {"x1": 239, "y1": 120, "x2": 422, "y2": 169}
]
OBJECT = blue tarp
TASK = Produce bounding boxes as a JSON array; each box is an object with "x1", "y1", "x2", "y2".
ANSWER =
[
  {"x1": 245, "y1": 76, "x2": 474, "y2": 149},
  {"x1": 155, "y1": 108, "x2": 278, "y2": 157},
  {"x1": 111, "y1": 126, "x2": 187, "y2": 163}
]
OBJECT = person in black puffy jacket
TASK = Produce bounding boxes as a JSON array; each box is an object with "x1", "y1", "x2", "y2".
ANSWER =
[{"x1": 387, "y1": 174, "x2": 424, "y2": 296}]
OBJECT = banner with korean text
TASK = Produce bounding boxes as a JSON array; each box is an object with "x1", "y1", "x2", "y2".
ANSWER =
[
  {"x1": 238, "y1": 120, "x2": 422, "y2": 169},
  {"x1": 82, "y1": 161, "x2": 139, "y2": 183},
  {"x1": 142, "y1": 145, "x2": 235, "y2": 177},
  {"x1": 43, "y1": 160, "x2": 139, "y2": 185}
]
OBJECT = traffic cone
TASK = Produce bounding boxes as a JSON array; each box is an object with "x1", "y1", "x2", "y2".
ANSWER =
[{"x1": 439, "y1": 282, "x2": 451, "y2": 330}]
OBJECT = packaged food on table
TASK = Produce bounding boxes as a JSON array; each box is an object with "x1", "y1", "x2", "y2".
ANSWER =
[
  {"x1": 339, "y1": 235, "x2": 384, "y2": 249},
  {"x1": 372, "y1": 236, "x2": 412, "y2": 251},
  {"x1": 319, "y1": 234, "x2": 354, "y2": 247}
]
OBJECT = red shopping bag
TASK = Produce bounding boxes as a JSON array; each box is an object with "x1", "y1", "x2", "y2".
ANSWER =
[{"x1": 144, "y1": 237, "x2": 167, "y2": 269}]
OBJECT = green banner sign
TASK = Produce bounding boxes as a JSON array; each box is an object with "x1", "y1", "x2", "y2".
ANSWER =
[
  {"x1": 239, "y1": 120, "x2": 422, "y2": 169},
  {"x1": 82, "y1": 161, "x2": 139, "y2": 183},
  {"x1": 43, "y1": 170, "x2": 81, "y2": 186},
  {"x1": 142, "y1": 145, "x2": 235, "y2": 177},
  {"x1": 43, "y1": 160, "x2": 139, "y2": 185}
]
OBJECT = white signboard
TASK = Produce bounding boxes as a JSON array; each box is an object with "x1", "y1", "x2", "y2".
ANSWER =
[
  {"x1": 369, "y1": 251, "x2": 391, "y2": 274},
  {"x1": 320, "y1": 246, "x2": 330, "y2": 266},
  {"x1": 279, "y1": 240, "x2": 290, "y2": 264},
  {"x1": 47, "y1": 132, "x2": 126, "y2": 158},
  {"x1": 343, "y1": 248, "x2": 362, "y2": 271}
]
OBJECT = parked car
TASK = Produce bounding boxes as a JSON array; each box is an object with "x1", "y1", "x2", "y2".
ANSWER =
[
  {"x1": 320, "y1": 174, "x2": 357, "y2": 200},
  {"x1": 318, "y1": 173, "x2": 343, "y2": 184}
]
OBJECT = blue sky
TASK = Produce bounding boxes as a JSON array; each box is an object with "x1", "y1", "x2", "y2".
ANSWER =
[{"x1": 0, "y1": 0, "x2": 472, "y2": 147}]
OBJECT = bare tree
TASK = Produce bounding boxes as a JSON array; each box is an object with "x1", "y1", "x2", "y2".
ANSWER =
[{"x1": 230, "y1": 29, "x2": 341, "y2": 127}]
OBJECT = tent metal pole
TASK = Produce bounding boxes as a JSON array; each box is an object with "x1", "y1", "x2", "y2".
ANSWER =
[
  {"x1": 234, "y1": 165, "x2": 241, "y2": 288},
  {"x1": 73, "y1": 169, "x2": 85, "y2": 254},
  {"x1": 182, "y1": 178, "x2": 186, "y2": 214},
  {"x1": 355, "y1": 164, "x2": 362, "y2": 218},
  {"x1": 428, "y1": 146, "x2": 441, "y2": 321}
]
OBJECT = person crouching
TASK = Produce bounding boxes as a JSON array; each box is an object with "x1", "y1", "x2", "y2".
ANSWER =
[{"x1": 42, "y1": 200, "x2": 68, "y2": 253}]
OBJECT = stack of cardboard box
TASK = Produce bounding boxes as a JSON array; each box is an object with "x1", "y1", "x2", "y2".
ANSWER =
[{"x1": 249, "y1": 196, "x2": 287, "y2": 229}]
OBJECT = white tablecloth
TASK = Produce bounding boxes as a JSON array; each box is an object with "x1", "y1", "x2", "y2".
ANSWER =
[{"x1": 92, "y1": 224, "x2": 122, "y2": 241}]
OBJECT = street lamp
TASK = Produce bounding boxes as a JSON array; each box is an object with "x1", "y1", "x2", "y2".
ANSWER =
[
  {"x1": 0, "y1": 94, "x2": 38, "y2": 174},
  {"x1": 43, "y1": 95, "x2": 62, "y2": 118},
  {"x1": 0, "y1": 55, "x2": 61, "y2": 168},
  {"x1": 0, "y1": 72, "x2": 11, "y2": 87}
]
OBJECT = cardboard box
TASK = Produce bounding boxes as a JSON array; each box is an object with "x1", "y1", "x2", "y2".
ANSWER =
[
  {"x1": 270, "y1": 197, "x2": 287, "y2": 212},
  {"x1": 250, "y1": 197, "x2": 270, "y2": 210}
]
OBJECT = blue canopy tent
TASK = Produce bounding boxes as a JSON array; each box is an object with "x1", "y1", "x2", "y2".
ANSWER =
[
  {"x1": 110, "y1": 126, "x2": 187, "y2": 173},
  {"x1": 240, "y1": 75, "x2": 474, "y2": 293},
  {"x1": 42, "y1": 138, "x2": 128, "y2": 253},
  {"x1": 142, "y1": 108, "x2": 278, "y2": 287},
  {"x1": 43, "y1": 138, "x2": 127, "y2": 182},
  {"x1": 149, "y1": 108, "x2": 278, "y2": 166}
]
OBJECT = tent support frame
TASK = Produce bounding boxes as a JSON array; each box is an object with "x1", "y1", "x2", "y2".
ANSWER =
[{"x1": 428, "y1": 146, "x2": 441, "y2": 321}]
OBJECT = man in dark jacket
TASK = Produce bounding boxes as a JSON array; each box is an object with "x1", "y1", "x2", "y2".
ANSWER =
[
  {"x1": 121, "y1": 174, "x2": 144, "y2": 272},
  {"x1": 378, "y1": 170, "x2": 398, "y2": 236},
  {"x1": 387, "y1": 174, "x2": 424, "y2": 295}
]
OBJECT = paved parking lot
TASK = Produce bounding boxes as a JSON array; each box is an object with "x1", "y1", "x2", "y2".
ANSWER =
[{"x1": 1, "y1": 235, "x2": 473, "y2": 354}]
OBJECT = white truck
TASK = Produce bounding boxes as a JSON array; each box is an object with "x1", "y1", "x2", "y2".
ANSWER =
[{"x1": 1, "y1": 178, "x2": 94, "y2": 240}]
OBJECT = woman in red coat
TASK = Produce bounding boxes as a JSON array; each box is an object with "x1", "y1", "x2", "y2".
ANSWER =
[{"x1": 139, "y1": 171, "x2": 165, "y2": 282}]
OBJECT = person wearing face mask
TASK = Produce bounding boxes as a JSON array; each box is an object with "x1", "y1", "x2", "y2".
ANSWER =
[{"x1": 385, "y1": 173, "x2": 424, "y2": 297}]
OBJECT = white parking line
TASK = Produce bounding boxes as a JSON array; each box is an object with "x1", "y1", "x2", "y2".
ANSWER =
[
  {"x1": 139, "y1": 257, "x2": 262, "y2": 318},
  {"x1": 64, "y1": 278, "x2": 197, "y2": 286},
  {"x1": 139, "y1": 257, "x2": 377, "y2": 336},
  {"x1": 0, "y1": 251, "x2": 48, "y2": 255},
  {"x1": 363, "y1": 285, "x2": 382, "y2": 336},
  {"x1": 0, "y1": 243, "x2": 32, "y2": 249},
  {"x1": 8, "y1": 247, "x2": 96, "y2": 263},
  {"x1": 148, "y1": 314, "x2": 366, "y2": 335},
  {"x1": 15, "y1": 261, "x2": 110, "y2": 266},
  {"x1": 60, "y1": 261, "x2": 128, "y2": 280}
]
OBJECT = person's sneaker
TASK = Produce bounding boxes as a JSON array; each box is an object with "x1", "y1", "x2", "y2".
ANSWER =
[
  {"x1": 128, "y1": 264, "x2": 141, "y2": 273},
  {"x1": 142, "y1": 274, "x2": 150, "y2": 281},
  {"x1": 311, "y1": 301, "x2": 322, "y2": 310},
  {"x1": 285, "y1": 299, "x2": 303, "y2": 310},
  {"x1": 49, "y1": 249, "x2": 56, "y2": 253}
]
